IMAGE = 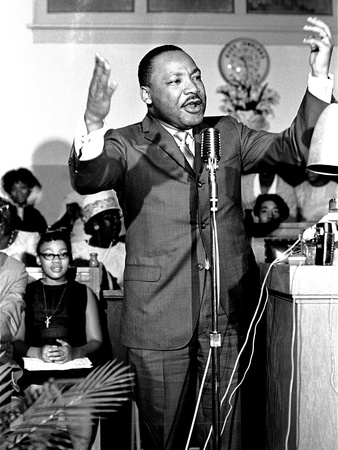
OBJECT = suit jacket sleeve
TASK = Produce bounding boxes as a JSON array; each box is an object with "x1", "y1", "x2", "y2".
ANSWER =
[
  {"x1": 69, "y1": 89, "x2": 331, "y2": 194},
  {"x1": 237, "y1": 89, "x2": 332, "y2": 178},
  {"x1": 69, "y1": 129, "x2": 127, "y2": 195}
]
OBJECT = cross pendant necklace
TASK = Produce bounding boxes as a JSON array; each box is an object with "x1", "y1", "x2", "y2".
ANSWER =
[{"x1": 42, "y1": 282, "x2": 68, "y2": 329}]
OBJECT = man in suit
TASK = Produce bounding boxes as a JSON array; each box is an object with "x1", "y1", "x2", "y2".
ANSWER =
[{"x1": 69, "y1": 17, "x2": 334, "y2": 450}]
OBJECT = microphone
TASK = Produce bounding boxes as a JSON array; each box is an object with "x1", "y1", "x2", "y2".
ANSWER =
[
  {"x1": 200, "y1": 128, "x2": 221, "y2": 213},
  {"x1": 200, "y1": 128, "x2": 221, "y2": 163}
]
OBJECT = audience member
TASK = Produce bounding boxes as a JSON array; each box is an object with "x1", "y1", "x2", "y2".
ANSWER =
[
  {"x1": 295, "y1": 169, "x2": 338, "y2": 222},
  {"x1": 244, "y1": 193, "x2": 290, "y2": 238},
  {"x1": 72, "y1": 191, "x2": 126, "y2": 289},
  {"x1": 49, "y1": 190, "x2": 88, "y2": 242},
  {"x1": 1, "y1": 168, "x2": 48, "y2": 233},
  {"x1": 50, "y1": 201, "x2": 83, "y2": 232},
  {"x1": 68, "y1": 17, "x2": 333, "y2": 450},
  {"x1": 0, "y1": 253, "x2": 27, "y2": 406},
  {"x1": 12, "y1": 228, "x2": 103, "y2": 450},
  {"x1": 241, "y1": 172, "x2": 298, "y2": 221},
  {"x1": 0, "y1": 198, "x2": 40, "y2": 266}
]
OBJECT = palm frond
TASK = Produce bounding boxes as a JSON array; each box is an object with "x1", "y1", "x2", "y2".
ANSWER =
[
  {"x1": 0, "y1": 360, "x2": 134, "y2": 450},
  {"x1": 0, "y1": 364, "x2": 14, "y2": 409}
]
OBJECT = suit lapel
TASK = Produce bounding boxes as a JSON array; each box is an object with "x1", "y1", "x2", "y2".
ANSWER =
[
  {"x1": 141, "y1": 115, "x2": 223, "y2": 176},
  {"x1": 142, "y1": 115, "x2": 195, "y2": 175}
]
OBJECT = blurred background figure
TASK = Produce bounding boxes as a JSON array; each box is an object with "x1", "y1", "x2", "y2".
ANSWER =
[
  {"x1": 0, "y1": 198, "x2": 40, "y2": 266},
  {"x1": 244, "y1": 193, "x2": 290, "y2": 238},
  {"x1": 1, "y1": 168, "x2": 48, "y2": 233},
  {"x1": 241, "y1": 172, "x2": 298, "y2": 221},
  {"x1": 49, "y1": 191, "x2": 84, "y2": 237},
  {"x1": 72, "y1": 191, "x2": 126, "y2": 290},
  {"x1": 0, "y1": 252, "x2": 27, "y2": 406},
  {"x1": 295, "y1": 169, "x2": 338, "y2": 223}
]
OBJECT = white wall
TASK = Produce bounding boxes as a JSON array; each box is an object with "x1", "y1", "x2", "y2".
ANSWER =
[{"x1": 1, "y1": 1, "x2": 337, "y2": 224}]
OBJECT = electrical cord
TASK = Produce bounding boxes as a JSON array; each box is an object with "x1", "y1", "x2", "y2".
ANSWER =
[
  {"x1": 185, "y1": 208, "x2": 220, "y2": 450},
  {"x1": 184, "y1": 347, "x2": 212, "y2": 450},
  {"x1": 284, "y1": 262, "x2": 301, "y2": 450},
  {"x1": 220, "y1": 239, "x2": 300, "y2": 437},
  {"x1": 186, "y1": 236, "x2": 300, "y2": 450}
]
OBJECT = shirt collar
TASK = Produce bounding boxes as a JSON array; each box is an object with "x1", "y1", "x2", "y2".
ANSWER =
[{"x1": 157, "y1": 119, "x2": 193, "y2": 139}]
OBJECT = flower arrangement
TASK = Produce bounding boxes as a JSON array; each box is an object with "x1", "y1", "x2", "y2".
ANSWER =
[{"x1": 218, "y1": 81, "x2": 280, "y2": 130}]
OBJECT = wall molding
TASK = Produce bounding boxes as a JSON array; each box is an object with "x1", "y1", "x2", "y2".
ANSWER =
[{"x1": 28, "y1": 0, "x2": 337, "y2": 45}]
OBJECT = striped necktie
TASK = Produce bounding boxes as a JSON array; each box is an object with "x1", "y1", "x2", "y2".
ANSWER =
[{"x1": 175, "y1": 131, "x2": 195, "y2": 169}]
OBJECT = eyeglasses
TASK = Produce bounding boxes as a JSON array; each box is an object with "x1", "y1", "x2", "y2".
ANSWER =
[{"x1": 39, "y1": 252, "x2": 70, "y2": 261}]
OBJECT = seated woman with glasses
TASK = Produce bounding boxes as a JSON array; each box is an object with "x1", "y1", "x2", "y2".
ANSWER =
[{"x1": 12, "y1": 228, "x2": 104, "y2": 449}]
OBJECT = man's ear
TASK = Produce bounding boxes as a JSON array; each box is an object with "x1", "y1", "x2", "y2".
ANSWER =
[
  {"x1": 140, "y1": 86, "x2": 152, "y2": 105},
  {"x1": 36, "y1": 255, "x2": 42, "y2": 266}
]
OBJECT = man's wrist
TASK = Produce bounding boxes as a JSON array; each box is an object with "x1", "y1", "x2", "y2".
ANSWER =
[
  {"x1": 311, "y1": 70, "x2": 329, "y2": 79},
  {"x1": 308, "y1": 73, "x2": 333, "y2": 103},
  {"x1": 74, "y1": 115, "x2": 107, "y2": 160},
  {"x1": 84, "y1": 112, "x2": 105, "y2": 133}
]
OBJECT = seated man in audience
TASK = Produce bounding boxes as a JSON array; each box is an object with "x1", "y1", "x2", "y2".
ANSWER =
[
  {"x1": 1, "y1": 168, "x2": 48, "y2": 233},
  {"x1": 0, "y1": 198, "x2": 40, "y2": 266},
  {"x1": 244, "y1": 193, "x2": 290, "y2": 238},
  {"x1": 0, "y1": 252, "x2": 27, "y2": 406},
  {"x1": 72, "y1": 190, "x2": 126, "y2": 289},
  {"x1": 241, "y1": 172, "x2": 298, "y2": 221}
]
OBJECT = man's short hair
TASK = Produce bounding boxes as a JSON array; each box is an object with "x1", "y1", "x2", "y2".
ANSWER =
[
  {"x1": 138, "y1": 44, "x2": 184, "y2": 87},
  {"x1": 253, "y1": 193, "x2": 290, "y2": 221}
]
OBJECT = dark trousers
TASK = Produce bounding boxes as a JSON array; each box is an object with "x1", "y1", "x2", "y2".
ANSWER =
[{"x1": 128, "y1": 272, "x2": 242, "y2": 450}]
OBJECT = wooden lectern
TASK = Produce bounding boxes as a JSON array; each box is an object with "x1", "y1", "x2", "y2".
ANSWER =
[{"x1": 262, "y1": 263, "x2": 338, "y2": 450}]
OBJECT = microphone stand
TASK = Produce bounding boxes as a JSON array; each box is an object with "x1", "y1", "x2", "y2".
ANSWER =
[{"x1": 206, "y1": 154, "x2": 221, "y2": 450}]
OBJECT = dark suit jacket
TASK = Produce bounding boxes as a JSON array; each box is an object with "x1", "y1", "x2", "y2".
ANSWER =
[{"x1": 69, "y1": 90, "x2": 329, "y2": 350}]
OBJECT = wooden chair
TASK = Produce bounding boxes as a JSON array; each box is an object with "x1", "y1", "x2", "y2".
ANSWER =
[{"x1": 103, "y1": 289, "x2": 141, "y2": 450}]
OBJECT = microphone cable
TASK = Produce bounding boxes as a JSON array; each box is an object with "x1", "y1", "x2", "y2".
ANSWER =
[
  {"x1": 219, "y1": 239, "x2": 300, "y2": 440},
  {"x1": 185, "y1": 238, "x2": 300, "y2": 450},
  {"x1": 184, "y1": 203, "x2": 221, "y2": 450}
]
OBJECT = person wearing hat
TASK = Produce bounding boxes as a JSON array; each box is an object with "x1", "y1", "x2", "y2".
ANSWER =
[{"x1": 71, "y1": 190, "x2": 126, "y2": 289}]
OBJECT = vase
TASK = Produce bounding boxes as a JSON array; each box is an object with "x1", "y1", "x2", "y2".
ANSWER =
[{"x1": 231, "y1": 110, "x2": 270, "y2": 131}]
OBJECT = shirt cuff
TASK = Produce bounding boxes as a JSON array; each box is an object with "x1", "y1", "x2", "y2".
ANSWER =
[
  {"x1": 74, "y1": 116, "x2": 107, "y2": 161},
  {"x1": 308, "y1": 73, "x2": 334, "y2": 103}
]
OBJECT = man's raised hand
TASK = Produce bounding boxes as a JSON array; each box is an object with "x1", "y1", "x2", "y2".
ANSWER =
[
  {"x1": 303, "y1": 17, "x2": 333, "y2": 79},
  {"x1": 85, "y1": 53, "x2": 118, "y2": 132}
]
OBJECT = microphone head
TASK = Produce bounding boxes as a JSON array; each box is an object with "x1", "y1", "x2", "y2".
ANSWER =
[{"x1": 200, "y1": 128, "x2": 221, "y2": 162}]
